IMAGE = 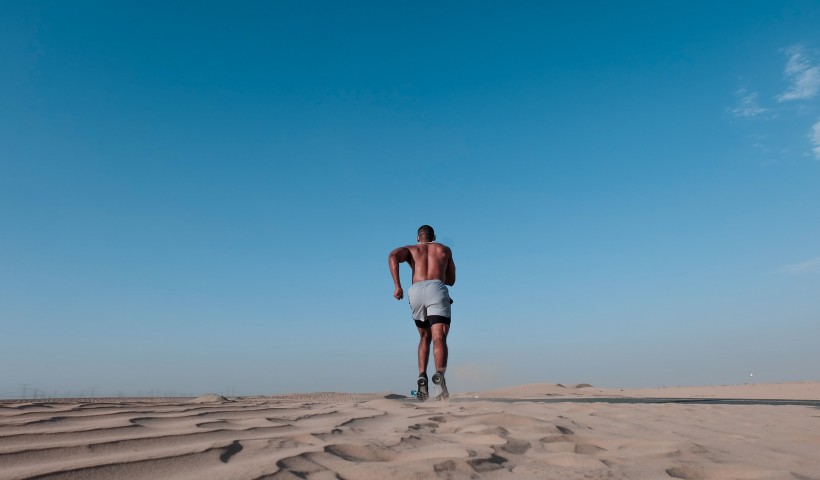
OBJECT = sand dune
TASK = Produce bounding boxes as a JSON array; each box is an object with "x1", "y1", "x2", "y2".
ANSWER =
[
  {"x1": 1, "y1": 383, "x2": 818, "y2": 479},
  {"x1": 470, "y1": 380, "x2": 820, "y2": 400}
]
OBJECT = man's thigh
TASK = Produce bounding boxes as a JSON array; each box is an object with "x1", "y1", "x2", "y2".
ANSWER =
[
  {"x1": 417, "y1": 325, "x2": 431, "y2": 338},
  {"x1": 431, "y1": 322, "x2": 449, "y2": 339}
]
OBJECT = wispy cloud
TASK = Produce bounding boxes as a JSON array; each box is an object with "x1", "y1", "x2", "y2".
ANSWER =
[
  {"x1": 730, "y1": 87, "x2": 767, "y2": 118},
  {"x1": 780, "y1": 256, "x2": 820, "y2": 274},
  {"x1": 777, "y1": 45, "x2": 820, "y2": 102},
  {"x1": 731, "y1": 44, "x2": 820, "y2": 160},
  {"x1": 811, "y1": 120, "x2": 820, "y2": 160}
]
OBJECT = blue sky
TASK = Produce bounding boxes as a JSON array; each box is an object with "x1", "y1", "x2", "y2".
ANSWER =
[{"x1": 2, "y1": 1, "x2": 819, "y2": 398}]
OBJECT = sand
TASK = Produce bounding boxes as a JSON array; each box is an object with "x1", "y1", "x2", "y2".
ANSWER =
[{"x1": 1, "y1": 382, "x2": 818, "y2": 479}]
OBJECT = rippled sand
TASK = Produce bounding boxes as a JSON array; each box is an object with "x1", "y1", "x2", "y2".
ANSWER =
[{"x1": 1, "y1": 383, "x2": 818, "y2": 479}]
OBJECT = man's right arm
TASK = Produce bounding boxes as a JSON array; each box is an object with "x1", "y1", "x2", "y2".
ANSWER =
[
  {"x1": 388, "y1": 247, "x2": 410, "y2": 300},
  {"x1": 445, "y1": 249, "x2": 456, "y2": 286}
]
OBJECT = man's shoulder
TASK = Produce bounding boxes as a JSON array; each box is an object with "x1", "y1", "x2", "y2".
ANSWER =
[
  {"x1": 397, "y1": 244, "x2": 420, "y2": 256},
  {"x1": 434, "y1": 243, "x2": 452, "y2": 254}
]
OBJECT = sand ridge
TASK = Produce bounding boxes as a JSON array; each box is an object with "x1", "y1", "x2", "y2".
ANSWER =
[
  {"x1": 1, "y1": 383, "x2": 819, "y2": 479},
  {"x1": 465, "y1": 380, "x2": 820, "y2": 400}
]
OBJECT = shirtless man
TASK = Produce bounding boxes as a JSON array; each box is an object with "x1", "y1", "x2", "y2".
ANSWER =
[{"x1": 388, "y1": 225, "x2": 456, "y2": 401}]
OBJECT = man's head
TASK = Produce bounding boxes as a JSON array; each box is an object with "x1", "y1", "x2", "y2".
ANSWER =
[{"x1": 417, "y1": 225, "x2": 436, "y2": 242}]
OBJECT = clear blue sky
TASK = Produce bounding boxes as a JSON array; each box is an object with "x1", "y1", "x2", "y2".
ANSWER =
[{"x1": 2, "y1": 1, "x2": 819, "y2": 398}]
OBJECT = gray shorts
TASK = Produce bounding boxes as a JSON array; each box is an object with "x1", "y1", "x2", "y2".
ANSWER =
[{"x1": 408, "y1": 280, "x2": 451, "y2": 326}]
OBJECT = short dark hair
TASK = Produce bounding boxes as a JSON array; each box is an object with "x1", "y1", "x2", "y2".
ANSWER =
[{"x1": 417, "y1": 225, "x2": 435, "y2": 239}]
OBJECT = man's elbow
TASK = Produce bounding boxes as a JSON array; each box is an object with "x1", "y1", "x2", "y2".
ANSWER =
[
  {"x1": 389, "y1": 248, "x2": 407, "y2": 263},
  {"x1": 388, "y1": 251, "x2": 400, "y2": 264}
]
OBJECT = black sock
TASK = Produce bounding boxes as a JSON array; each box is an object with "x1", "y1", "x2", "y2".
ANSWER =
[{"x1": 419, "y1": 372, "x2": 428, "y2": 379}]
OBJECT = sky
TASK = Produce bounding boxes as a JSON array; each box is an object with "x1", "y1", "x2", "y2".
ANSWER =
[{"x1": 1, "y1": 1, "x2": 819, "y2": 398}]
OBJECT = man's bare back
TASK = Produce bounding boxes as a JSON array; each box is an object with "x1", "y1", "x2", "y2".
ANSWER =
[{"x1": 389, "y1": 241, "x2": 455, "y2": 300}]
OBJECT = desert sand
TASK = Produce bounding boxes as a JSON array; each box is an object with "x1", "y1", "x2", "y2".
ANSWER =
[{"x1": 1, "y1": 382, "x2": 818, "y2": 479}]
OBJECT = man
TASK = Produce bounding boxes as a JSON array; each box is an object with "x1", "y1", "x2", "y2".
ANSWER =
[{"x1": 388, "y1": 225, "x2": 456, "y2": 401}]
